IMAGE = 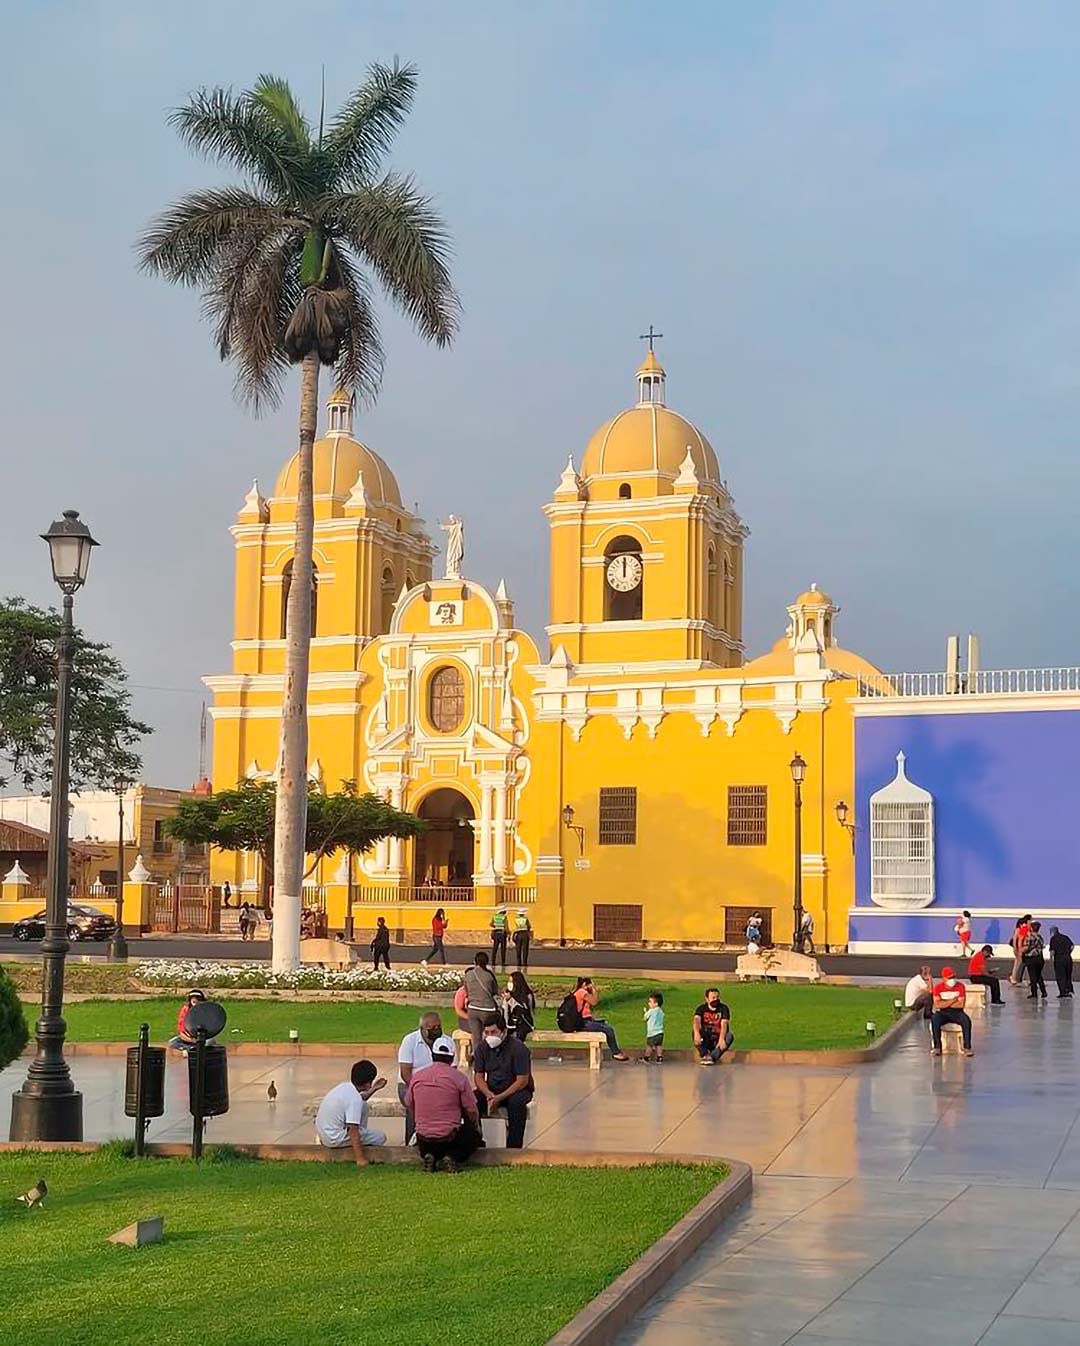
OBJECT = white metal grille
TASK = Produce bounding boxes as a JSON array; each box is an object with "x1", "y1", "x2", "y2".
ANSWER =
[
  {"x1": 870, "y1": 801, "x2": 935, "y2": 907},
  {"x1": 857, "y1": 667, "x2": 1080, "y2": 698}
]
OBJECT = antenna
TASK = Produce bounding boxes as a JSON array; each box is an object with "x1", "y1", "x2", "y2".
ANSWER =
[
  {"x1": 318, "y1": 65, "x2": 326, "y2": 148},
  {"x1": 198, "y1": 701, "x2": 208, "y2": 782}
]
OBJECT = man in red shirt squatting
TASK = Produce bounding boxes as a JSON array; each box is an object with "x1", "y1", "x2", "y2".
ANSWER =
[
  {"x1": 931, "y1": 967, "x2": 974, "y2": 1056},
  {"x1": 406, "y1": 1034, "x2": 482, "y2": 1173},
  {"x1": 967, "y1": 944, "x2": 1004, "y2": 1005}
]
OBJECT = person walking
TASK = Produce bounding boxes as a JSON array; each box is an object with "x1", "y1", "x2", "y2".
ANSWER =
[
  {"x1": 1023, "y1": 920, "x2": 1047, "y2": 999},
  {"x1": 955, "y1": 910, "x2": 973, "y2": 958},
  {"x1": 798, "y1": 909, "x2": 815, "y2": 955},
  {"x1": 640, "y1": 993, "x2": 665, "y2": 1063},
  {"x1": 238, "y1": 901, "x2": 254, "y2": 942},
  {"x1": 503, "y1": 971, "x2": 536, "y2": 1042},
  {"x1": 370, "y1": 916, "x2": 392, "y2": 972},
  {"x1": 223, "y1": 880, "x2": 232, "y2": 908},
  {"x1": 745, "y1": 913, "x2": 762, "y2": 950},
  {"x1": 1009, "y1": 915, "x2": 1032, "y2": 986},
  {"x1": 569, "y1": 977, "x2": 630, "y2": 1060},
  {"x1": 512, "y1": 908, "x2": 532, "y2": 971},
  {"x1": 423, "y1": 908, "x2": 449, "y2": 965},
  {"x1": 407, "y1": 1035, "x2": 482, "y2": 1173},
  {"x1": 490, "y1": 906, "x2": 509, "y2": 970},
  {"x1": 463, "y1": 951, "x2": 500, "y2": 1054},
  {"x1": 968, "y1": 945, "x2": 1004, "y2": 1005},
  {"x1": 1050, "y1": 926, "x2": 1075, "y2": 998},
  {"x1": 930, "y1": 968, "x2": 974, "y2": 1057}
]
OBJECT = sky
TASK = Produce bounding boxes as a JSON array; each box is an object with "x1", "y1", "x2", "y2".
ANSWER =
[{"x1": 3, "y1": 1, "x2": 1080, "y2": 787}]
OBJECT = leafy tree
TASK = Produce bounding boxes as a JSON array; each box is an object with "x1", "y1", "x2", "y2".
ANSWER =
[
  {"x1": 137, "y1": 66, "x2": 458, "y2": 972},
  {"x1": 164, "y1": 778, "x2": 422, "y2": 908},
  {"x1": 0, "y1": 597, "x2": 148, "y2": 792},
  {"x1": 0, "y1": 965, "x2": 29, "y2": 1071}
]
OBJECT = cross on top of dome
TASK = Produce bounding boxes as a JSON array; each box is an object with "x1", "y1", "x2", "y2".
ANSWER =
[{"x1": 636, "y1": 327, "x2": 666, "y2": 405}]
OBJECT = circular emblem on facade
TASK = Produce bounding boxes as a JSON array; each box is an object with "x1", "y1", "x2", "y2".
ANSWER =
[{"x1": 606, "y1": 553, "x2": 643, "y2": 592}]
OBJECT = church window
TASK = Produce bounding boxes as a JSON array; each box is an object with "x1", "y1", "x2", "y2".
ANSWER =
[
  {"x1": 722, "y1": 556, "x2": 732, "y2": 630},
  {"x1": 727, "y1": 786, "x2": 767, "y2": 846},
  {"x1": 707, "y1": 547, "x2": 718, "y2": 626},
  {"x1": 381, "y1": 566, "x2": 396, "y2": 632},
  {"x1": 599, "y1": 787, "x2": 637, "y2": 845},
  {"x1": 405, "y1": 572, "x2": 415, "y2": 591},
  {"x1": 281, "y1": 560, "x2": 318, "y2": 639},
  {"x1": 604, "y1": 535, "x2": 644, "y2": 622},
  {"x1": 618, "y1": 483, "x2": 632, "y2": 500},
  {"x1": 429, "y1": 666, "x2": 465, "y2": 733},
  {"x1": 869, "y1": 753, "x2": 935, "y2": 909}
]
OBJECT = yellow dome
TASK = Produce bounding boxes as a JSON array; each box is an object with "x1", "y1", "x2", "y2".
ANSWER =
[
  {"x1": 273, "y1": 433, "x2": 402, "y2": 507},
  {"x1": 637, "y1": 350, "x2": 664, "y2": 376},
  {"x1": 794, "y1": 585, "x2": 833, "y2": 608},
  {"x1": 580, "y1": 405, "x2": 720, "y2": 483}
]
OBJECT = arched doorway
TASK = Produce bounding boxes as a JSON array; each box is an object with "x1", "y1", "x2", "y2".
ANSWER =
[{"x1": 413, "y1": 788, "x2": 475, "y2": 889}]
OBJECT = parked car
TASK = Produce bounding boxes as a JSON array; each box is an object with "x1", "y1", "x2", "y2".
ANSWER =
[{"x1": 13, "y1": 904, "x2": 118, "y2": 942}]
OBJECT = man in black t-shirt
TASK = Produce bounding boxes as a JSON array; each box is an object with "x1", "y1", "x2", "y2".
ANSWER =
[
  {"x1": 473, "y1": 1011, "x2": 533, "y2": 1148},
  {"x1": 693, "y1": 988, "x2": 734, "y2": 1066}
]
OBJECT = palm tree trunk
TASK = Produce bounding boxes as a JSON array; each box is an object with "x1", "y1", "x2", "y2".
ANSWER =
[{"x1": 271, "y1": 349, "x2": 320, "y2": 972}]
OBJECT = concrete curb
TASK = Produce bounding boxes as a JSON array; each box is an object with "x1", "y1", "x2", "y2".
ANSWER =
[{"x1": 43, "y1": 1012, "x2": 916, "y2": 1065}]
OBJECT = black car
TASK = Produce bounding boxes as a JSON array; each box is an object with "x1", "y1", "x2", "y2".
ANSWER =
[{"x1": 13, "y1": 904, "x2": 118, "y2": 942}]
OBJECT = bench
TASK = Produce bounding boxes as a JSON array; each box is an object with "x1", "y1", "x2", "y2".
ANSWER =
[
  {"x1": 299, "y1": 938, "x2": 360, "y2": 969},
  {"x1": 938, "y1": 1022, "x2": 971, "y2": 1054},
  {"x1": 736, "y1": 949, "x2": 821, "y2": 983},
  {"x1": 452, "y1": 1028, "x2": 607, "y2": 1071},
  {"x1": 304, "y1": 1095, "x2": 519, "y2": 1129}
]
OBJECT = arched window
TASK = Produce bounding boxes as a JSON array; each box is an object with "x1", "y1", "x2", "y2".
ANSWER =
[
  {"x1": 405, "y1": 572, "x2": 415, "y2": 591},
  {"x1": 428, "y1": 666, "x2": 465, "y2": 733},
  {"x1": 618, "y1": 482, "x2": 632, "y2": 500},
  {"x1": 281, "y1": 560, "x2": 318, "y2": 639},
  {"x1": 722, "y1": 556, "x2": 732, "y2": 631},
  {"x1": 381, "y1": 566, "x2": 396, "y2": 632},
  {"x1": 603, "y1": 534, "x2": 643, "y2": 622},
  {"x1": 707, "y1": 547, "x2": 718, "y2": 627}
]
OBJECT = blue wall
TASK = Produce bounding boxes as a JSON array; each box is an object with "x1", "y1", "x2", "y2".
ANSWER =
[{"x1": 855, "y1": 708, "x2": 1080, "y2": 911}]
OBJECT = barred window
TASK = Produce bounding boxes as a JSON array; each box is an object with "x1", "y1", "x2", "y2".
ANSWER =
[
  {"x1": 727, "y1": 785, "x2": 767, "y2": 845},
  {"x1": 599, "y1": 787, "x2": 637, "y2": 845},
  {"x1": 428, "y1": 666, "x2": 465, "y2": 733}
]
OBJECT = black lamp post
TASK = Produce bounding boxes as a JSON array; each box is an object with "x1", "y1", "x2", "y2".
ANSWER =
[
  {"x1": 835, "y1": 800, "x2": 856, "y2": 854},
  {"x1": 789, "y1": 753, "x2": 807, "y2": 953},
  {"x1": 562, "y1": 804, "x2": 585, "y2": 856},
  {"x1": 9, "y1": 510, "x2": 97, "y2": 1142}
]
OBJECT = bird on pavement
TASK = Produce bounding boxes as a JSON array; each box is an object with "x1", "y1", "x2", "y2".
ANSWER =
[
  {"x1": 17, "y1": 1179, "x2": 46, "y2": 1209},
  {"x1": 267, "y1": 1081, "x2": 277, "y2": 1102}
]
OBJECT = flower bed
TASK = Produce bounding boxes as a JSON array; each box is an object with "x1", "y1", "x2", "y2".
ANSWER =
[{"x1": 136, "y1": 959, "x2": 461, "y2": 993}]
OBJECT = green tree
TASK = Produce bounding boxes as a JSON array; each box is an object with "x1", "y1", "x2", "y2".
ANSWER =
[
  {"x1": 137, "y1": 66, "x2": 458, "y2": 973},
  {"x1": 0, "y1": 597, "x2": 148, "y2": 792},
  {"x1": 0, "y1": 965, "x2": 29, "y2": 1071},
  {"x1": 164, "y1": 778, "x2": 422, "y2": 909}
]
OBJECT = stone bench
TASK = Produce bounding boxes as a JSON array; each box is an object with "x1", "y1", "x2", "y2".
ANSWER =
[
  {"x1": 735, "y1": 949, "x2": 821, "y2": 983},
  {"x1": 299, "y1": 938, "x2": 360, "y2": 969},
  {"x1": 304, "y1": 1095, "x2": 517, "y2": 1127},
  {"x1": 453, "y1": 1028, "x2": 606, "y2": 1071},
  {"x1": 938, "y1": 1022, "x2": 972, "y2": 1054}
]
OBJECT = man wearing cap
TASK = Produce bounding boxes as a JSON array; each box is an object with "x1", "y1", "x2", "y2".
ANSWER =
[
  {"x1": 512, "y1": 907, "x2": 532, "y2": 971},
  {"x1": 968, "y1": 945, "x2": 1004, "y2": 1004},
  {"x1": 406, "y1": 1035, "x2": 482, "y2": 1173},
  {"x1": 930, "y1": 966, "x2": 974, "y2": 1057},
  {"x1": 168, "y1": 989, "x2": 207, "y2": 1050}
]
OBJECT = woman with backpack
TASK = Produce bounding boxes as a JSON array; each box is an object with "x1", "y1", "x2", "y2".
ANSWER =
[
  {"x1": 503, "y1": 971, "x2": 536, "y2": 1042},
  {"x1": 558, "y1": 977, "x2": 629, "y2": 1061}
]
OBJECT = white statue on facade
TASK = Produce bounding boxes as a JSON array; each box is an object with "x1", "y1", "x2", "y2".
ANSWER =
[{"x1": 440, "y1": 514, "x2": 465, "y2": 579}]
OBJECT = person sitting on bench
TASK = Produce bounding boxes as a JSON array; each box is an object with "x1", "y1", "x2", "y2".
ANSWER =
[
  {"x1": 931, "y1": 967, "x2": 974, "y2": 1057},
  {"x1": 473, "y1": 1012, "x2": 532, "y2": 1149},
  {"x1": 693, "y1": 988, "x2": 734, "y2": 1066},
  {"x1": 968, "y1": 944, "x2": 1004, "y2": 1005},
  {"x1": 407, "y1": 1035, "x2": 482, "y2": 1174}
]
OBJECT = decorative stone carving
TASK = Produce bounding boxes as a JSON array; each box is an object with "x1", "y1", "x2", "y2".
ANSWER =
[
  {"x1": 3, "y1": 860, "x2": 30, "y2": 886},
  {"x1": 128, "y1": 855, "x2": 151, "y2": 884}
]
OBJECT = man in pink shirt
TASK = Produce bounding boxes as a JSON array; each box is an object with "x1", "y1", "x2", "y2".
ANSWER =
[{"x1": 406, "y1": 1035, "x2": 482, "y2": 1173}]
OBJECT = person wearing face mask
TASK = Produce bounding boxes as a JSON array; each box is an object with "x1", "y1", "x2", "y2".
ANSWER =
[
  {"x1": 930, "y1": 967, "x2": 974, "y2": 1056},
  {"x1": 472, "y1": 1011, "x2": 533, "y2": 1148},
  {"x1": 397, "y1": 1011, "x2": 443, "y2": 1144},
  {"x1": 693, "y1": 988, "x2": 734, "y2": 1066}
]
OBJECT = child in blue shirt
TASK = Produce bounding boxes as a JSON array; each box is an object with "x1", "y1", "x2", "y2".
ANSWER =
[{"x1": 641, "y1": 993, "x2": 665, "y2": 1063}]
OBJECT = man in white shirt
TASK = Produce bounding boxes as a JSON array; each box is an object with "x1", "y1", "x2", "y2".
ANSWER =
[
  {"x1": 315, "y1": 1060, "x2": 388, "y2": 1165},
  {"x1": 904, "y1": 966, "x2": 933, "y2": 1019},
  {"x1": 397, "y1": 1011, "x2": 442, "y2": 1143}
]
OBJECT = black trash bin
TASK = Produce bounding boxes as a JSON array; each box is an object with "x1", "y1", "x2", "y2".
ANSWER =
[
  {"x1": 188, "y1": 1043, "x2": 230, "y2": 1118},
  {"x1": 124, "y1": 1044, "x2": 166, "y2": 1119}
]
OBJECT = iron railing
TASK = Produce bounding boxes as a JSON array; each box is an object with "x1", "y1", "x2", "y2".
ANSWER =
[
  {"x1": 355, "y1": 884, "x2": 537, "y2": 906},
  {"x1": 856, "y1": 667, "x2": 1080, "y2": 699}
]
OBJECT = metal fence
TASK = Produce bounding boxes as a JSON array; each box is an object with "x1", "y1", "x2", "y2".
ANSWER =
[
  {"x1": 856, "y1": 667, "x2": 1080, "y2": 699},
  {"x1": 355, "y1": 884, "x2": 537, "y2": 906},
  {"x1": 152, "y1": 883, "x2": 219, "y2": 934}
]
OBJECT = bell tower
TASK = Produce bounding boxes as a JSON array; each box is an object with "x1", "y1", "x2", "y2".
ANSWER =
[{"x1": 544, "y1": 349, "x2": 748, "y2": 669}]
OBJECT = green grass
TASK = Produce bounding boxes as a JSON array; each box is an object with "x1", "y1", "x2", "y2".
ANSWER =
[
  {"x1": 56, "y1": 981, "x2": 896, "y2": 1051},
  {"x1": 0, "y1": 1150, "x2": 724, "y2": 1346}
]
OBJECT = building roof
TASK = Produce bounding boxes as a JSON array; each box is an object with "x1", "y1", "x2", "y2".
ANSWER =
[
  {"x1": 580, "y1": 405, "x2": 720, "y2": 482},
  {"x1": 274, "y1": 432, "x2": 402, "y2": 507},
  {"x1": 0, "y1": 817, "x2": 100, "y2": 856}
]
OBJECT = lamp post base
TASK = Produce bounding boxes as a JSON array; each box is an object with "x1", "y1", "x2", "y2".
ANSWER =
[{"x1": 9, "y1": 1088, "x2": 84, "y2": 1142}]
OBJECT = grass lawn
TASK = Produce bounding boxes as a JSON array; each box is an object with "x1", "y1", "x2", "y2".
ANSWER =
[
  {"x1": 0, "y1": 1149, "x2": 725, "y2": 1346},
  {"x1": 57, "y1": 981, "x2": 897, "y2": 1050}
]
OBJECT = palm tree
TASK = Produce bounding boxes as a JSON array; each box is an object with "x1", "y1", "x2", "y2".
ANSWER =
[{"x1": 138, "y1": 67, "x2": 458, "y2": 971}]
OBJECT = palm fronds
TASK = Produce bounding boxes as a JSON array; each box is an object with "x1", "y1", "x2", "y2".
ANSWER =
[{"x1": 325, "y1": 61, "x2": 418, "y2": 188}]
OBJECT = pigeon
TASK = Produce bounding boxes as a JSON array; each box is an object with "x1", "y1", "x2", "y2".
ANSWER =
[
  {"x1": 17, "y1": 1179, "x2": 46, "y2": 1209},
  {"x1": 267, "y1": 1081, "x2": 277, "y2": 1102}
]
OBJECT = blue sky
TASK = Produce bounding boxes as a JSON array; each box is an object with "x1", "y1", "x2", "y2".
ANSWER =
[{"x1": 2, "y1": 2, "x2": 1079, "y2": 785}]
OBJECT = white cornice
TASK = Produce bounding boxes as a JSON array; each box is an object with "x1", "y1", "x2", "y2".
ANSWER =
[
  {"x1": 203, "y1": 671, "x2": 367, "y2": 693},
  {"x1": 208, "y1": 702, "x2": 363, "y2": 720}
]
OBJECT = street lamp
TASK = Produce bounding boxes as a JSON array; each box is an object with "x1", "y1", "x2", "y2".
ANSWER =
[
  {"x1": 562, "y1": 804, "x2": 585, "y2": 856},
  {"x1": 835, "y1": 800, "x2": 856, "y2": 854},
  {"x1": 9, "y1": 510, "x2": 97, "y2": 1141},
  {"x1": 789, "y1": 753, "x2": 807, "y2": 954}
]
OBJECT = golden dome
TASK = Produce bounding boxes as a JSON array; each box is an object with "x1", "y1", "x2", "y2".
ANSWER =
[
  {"x1": 794, "y1": 585, "x2": 833, "y2": 608},
  {"x1": 581, "y1": 404, "x2": 720, "y2": 483},
  {"x1": 326, "y1": 387, "x2": 352, "y2": 405},
  {"x1": 637, "y1": 350, "x2": 664, "y2": 376},
  {"x1": 273, "y1": 433, "x2": 402, "y2": 507}
]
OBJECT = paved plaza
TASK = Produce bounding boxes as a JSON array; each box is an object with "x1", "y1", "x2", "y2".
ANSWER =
[{"x1": 4, "y1": 994, "x2": 1079, "y2": 1342}]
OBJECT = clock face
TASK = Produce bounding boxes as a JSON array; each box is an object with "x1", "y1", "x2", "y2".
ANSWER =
[{"x1": 606, "y1": 553, "x2": 643, "y2": 592}]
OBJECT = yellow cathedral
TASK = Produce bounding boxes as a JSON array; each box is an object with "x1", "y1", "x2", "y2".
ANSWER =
[{"x1": 205, "y1": 349, "x2": 881, "y2": 948}]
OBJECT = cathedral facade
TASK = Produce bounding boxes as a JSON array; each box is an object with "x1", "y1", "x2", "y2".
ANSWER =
[{"x1": 206, "y1": 351, "x2": 880, "y2": 947}]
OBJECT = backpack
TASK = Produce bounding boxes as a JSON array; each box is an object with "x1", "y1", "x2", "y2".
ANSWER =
[{"x1": 557, "y1": 992, "x2": 584, "y2": 1033}]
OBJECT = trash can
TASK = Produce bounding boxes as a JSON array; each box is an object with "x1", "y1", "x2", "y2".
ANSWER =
[
  {"x1": 124, "y1": 1044, "x2": 166, "y2": 1119},
  {"x1": 188, "y1": 1043, "x2": 230, "y2": 1117}
]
